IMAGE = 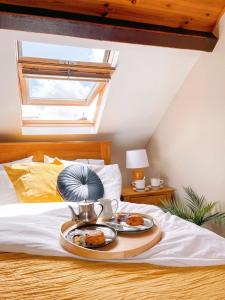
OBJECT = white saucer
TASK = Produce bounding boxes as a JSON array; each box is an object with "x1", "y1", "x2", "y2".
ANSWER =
[{"x1": 133, "y1": 187, "x2": 151, "y2": 192}]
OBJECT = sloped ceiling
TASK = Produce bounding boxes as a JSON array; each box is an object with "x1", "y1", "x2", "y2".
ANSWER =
[
  {"x1": 99, "y1": 45, "x2": 200, "y2": 150},
  {"x1": 0, "y1": 29, "x2": 200, "y2": 152}
]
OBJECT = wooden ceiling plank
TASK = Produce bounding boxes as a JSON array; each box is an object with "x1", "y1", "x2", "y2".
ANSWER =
[{"x1": 0, "y1": 4, "x2": 218, "y2": 52}]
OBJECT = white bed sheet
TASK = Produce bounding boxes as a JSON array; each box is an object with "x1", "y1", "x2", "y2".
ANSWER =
[{"x1": 0, "y1": 201, "x2": 225, "y2": 267}]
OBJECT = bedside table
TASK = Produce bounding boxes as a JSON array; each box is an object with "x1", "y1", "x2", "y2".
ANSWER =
[{"x1": 121, "y1": 186, "x2": 174, "y2": 206}]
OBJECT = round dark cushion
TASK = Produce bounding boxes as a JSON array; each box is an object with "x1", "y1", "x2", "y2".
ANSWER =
[{"x1": 57, "y1": 164, "x2": 104, "y2": 202}]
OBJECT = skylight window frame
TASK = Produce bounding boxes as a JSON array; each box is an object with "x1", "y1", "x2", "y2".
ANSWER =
[
  {"x1": 20, "y1": 84, "x2": 105, "y2": 127},
  {"x1": 17, "y1": 58, "x2": 113, "y2": 107},
  {"x1": 19, "y1": 72, "x2": 106, "y2": 107},
  {"x1": 17, "y1": 41, "x2": 116, "y2": 128},
  {"x1": 20, "y1": 87, "x2": 104, "y2": 127},
  {"x1": 23, "y1": 119, "x2": 95, "y2": 127},
  {"x1": 18, "y1": 41, "x2": 111, "y2": 64}
]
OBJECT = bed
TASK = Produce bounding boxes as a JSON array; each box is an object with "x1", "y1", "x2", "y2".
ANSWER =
[{"x1": 1, "y1": 141, "x2": 225, "y2": 300}]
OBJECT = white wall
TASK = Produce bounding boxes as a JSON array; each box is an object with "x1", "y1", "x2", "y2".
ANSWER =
[
  {"x1": 0, "y1": 29, "x2": 200, "y2": 184},
  {"x1": 147, "y1": 16, "x2": 225, "y2": 234}
]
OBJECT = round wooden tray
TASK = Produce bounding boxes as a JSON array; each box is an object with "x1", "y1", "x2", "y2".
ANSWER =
[{"x1": 60, "y1": 213, "x2": 162, "y2": 260}]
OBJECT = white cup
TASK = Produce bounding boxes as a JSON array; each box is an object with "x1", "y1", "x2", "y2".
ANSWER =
[
  {"x1": 151, "y1": 178, "x2": 164, "y2": 188},
  {"x1": 135, "y1": 179, "x2": 145, "y2": 190}
]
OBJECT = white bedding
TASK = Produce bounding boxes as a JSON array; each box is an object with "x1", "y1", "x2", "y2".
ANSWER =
[{"x1": 0, "y1": 201, "x2": 225, "y2": 267}]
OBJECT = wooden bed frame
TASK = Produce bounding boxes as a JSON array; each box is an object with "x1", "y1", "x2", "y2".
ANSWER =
[{"x1": 0, "y1": 141, "x2": 111, "y2": 164}]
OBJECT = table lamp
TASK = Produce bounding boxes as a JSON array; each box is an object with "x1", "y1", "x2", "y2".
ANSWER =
[{"x1": 126, "y1": 149, "x2": 149, "y2": 182}]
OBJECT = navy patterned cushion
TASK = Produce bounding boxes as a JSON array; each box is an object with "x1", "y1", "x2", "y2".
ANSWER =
[{"x1": 57, "y1": 164, "x2": 104, "y2": 202}]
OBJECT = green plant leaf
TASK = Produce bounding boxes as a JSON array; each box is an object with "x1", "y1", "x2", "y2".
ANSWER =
[
  {"x1": 161, "y1": 186, "x2": 225, "y2": 226},
  {"x1": 203, "y1": 212, "x2": 225, "y2": 224},
  {"x1": 161, "y1": 199, "x2": 192, "y2": 221},
  {"x1": 184, "y1": 186, "x2": 206, "y2": 211},
  {"x1": 191, "y1": 202, "x2": 217, "y2": 225}
]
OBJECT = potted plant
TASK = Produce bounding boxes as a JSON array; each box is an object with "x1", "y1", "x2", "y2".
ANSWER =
[{"x1": 162, "y1": 186, "x2": 225, "y2": 226}]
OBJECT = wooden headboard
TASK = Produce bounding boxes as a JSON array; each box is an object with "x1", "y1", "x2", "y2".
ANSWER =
[{"x1": 0, "y1": 141, "x2": 111, "y2": 164}]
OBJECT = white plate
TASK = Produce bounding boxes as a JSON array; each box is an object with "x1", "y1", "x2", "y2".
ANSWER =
[{"x1": 104, "y1": 212, "x2": 154, "y2": 233}]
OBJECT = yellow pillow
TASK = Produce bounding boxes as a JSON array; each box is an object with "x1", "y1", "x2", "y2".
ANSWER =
[
  {"x1": 51, "y1": 158, "x2": 63, "y2": 165},
  {"x1": 4, "y1": 163, "x2": 65, "y2": 203}
]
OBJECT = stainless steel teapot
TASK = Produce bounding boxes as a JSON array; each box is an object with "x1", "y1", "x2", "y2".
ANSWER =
[{"x1": 68, "y1": 200, "x2": 103, "y2": 224}]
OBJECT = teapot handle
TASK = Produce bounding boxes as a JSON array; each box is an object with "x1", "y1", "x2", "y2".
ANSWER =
[
  {"x1": 68, "y1": 205, "x2": 78, "y2": 221},
  {"x1": 96, "y1": 203, "x2": 103, "y2": 218}
]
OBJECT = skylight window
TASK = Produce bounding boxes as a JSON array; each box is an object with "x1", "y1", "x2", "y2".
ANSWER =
[
  {"x1": 28, "y1": 79, "x2": 96, "y2": 101},
  {"x1": 21, "y1": 42, "x2": 107, "y2": 63},
  {"x1": 22, "y1": 95, "x2": 98, "y2": 124},
  {"x1": 17, "y1": 41, "x2": 117, "y2": 131}
]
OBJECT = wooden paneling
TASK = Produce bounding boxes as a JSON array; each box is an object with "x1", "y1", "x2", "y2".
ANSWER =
[
  {"x1": 0, "y1": 141, "x2": 111, "y2": 164},
  {"x1": 0, "y1": 2, "x2": 220, "y2": 51},
  {"x1": 1, "y1": 0, "x2": 225, "y2": 32}
]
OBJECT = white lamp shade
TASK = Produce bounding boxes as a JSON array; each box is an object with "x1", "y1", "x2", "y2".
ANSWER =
[{"x1": 126, "y1": 149, "x2": 149, "y2": 169}]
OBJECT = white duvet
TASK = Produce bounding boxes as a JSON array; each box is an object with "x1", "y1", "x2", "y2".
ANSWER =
[{"x1": 0, "y1": 201, "x2": 225, "y2": 267}]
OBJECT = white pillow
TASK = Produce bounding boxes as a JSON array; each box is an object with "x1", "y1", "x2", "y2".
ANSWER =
[
  {"x1": 51, "y1": 158, "x2": 122, "y2": 201},
  {"x1": 0, "y1": 156, "x2": 33, "y2": 205},
  {"x1": 75, "y1": 159, "x2": 104, "y2": 166},
  {"x1": 87, "y1": 164, "x2": 122, "y2": 201},
  {"x1": 44, "y1": 155, "x2": 104, "y2": 166}
]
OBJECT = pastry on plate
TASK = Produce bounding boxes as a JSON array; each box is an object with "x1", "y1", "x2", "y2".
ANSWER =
[
  {"x1": 126, "y1": 214, "x2": 144, "y2": 226},
  {"x1": 85, "y1": 230, "x2": 105, "y2": 246},
  {"x1": 73, "y1": 234, "x2": 85, "y2": 246}
]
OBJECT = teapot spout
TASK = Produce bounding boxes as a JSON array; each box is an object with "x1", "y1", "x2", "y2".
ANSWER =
[{"x1": 68, "y1": 205, "x2": 79, "y2": 221}]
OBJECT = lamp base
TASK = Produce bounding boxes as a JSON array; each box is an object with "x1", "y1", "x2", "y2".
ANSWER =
[{"x1": 131, "y1": 169, "x2": 145, "y2": 181}]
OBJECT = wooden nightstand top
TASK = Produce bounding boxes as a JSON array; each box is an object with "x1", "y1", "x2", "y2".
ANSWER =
[{"x1": 122, "y1": 186, "x2": 175, "y2": 197}]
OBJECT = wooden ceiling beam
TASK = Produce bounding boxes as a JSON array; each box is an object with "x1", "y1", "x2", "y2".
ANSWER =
[
  {"x1": 0, "y1": 3, "x2": 218, "y2": 52},
  {"x1": 1, "y1": 0, "x2": 225, "y2": 32}
]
